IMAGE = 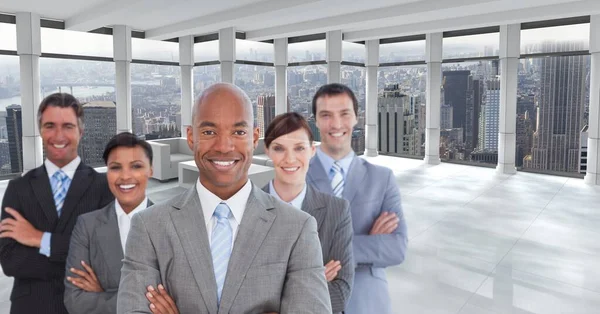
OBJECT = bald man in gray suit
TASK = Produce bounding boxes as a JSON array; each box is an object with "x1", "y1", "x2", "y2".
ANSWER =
[{"x1": 116, "y1": 83, "x2": 331, "y2": 314}]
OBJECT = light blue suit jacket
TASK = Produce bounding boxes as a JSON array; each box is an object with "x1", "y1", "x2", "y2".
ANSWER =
[{"x1": 307, "y1": 155, "x2": 408, "y2": 314}]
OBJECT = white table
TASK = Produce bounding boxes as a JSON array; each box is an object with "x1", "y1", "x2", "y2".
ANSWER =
[{"x1": 178, "y1": 160, "x2": 275, "y2": 189}]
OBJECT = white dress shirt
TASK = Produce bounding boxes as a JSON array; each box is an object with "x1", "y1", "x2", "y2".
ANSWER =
[
  {"x1": 45, "y1": 156, "x2": 81, "y2": 181},
  {"x1": 195, "y1": 179, "x2": 252, "y2": 248},
  {"x1": 268, "y1": 180, "x2": 307, "y2": 210},
  {"x1": 115, "y1": 198, "x2": 149, "y2": 254}
]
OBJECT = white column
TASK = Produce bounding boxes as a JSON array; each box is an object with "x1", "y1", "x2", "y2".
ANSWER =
[
  {"x1": 424, "y1": 33, "x2": 442, "y2": 165},
  {"x1": 113, "y1": 25, "x2": 132, "y2": 134},
  {"x1": 219, "y1": 27, "x2": 235, "y2": 83},
  {"x1": 274, "y1": 38, "x2": 288, "y2": 114},
  {"x1": 17, "y1": 12, "x2": 43, "y2": 173},
  {"x1": 496, "y1": 24, "x2": 520, "y2": 175},
  {"x1": 326, "y1": 30, "x2": 342, "y2": 83},
  {"x1": 179, "y1": 35, "x2": 194, "y2": 137},
  {"x1": 364, "y1": 39, "x2": 379, "y2": 157},
  {"x1": 585, "y1": 15, "x2": 600, "y2": 185}
]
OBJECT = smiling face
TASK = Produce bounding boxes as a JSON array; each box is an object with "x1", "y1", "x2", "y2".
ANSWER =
[
  {"x1": 187, "y1": 84, "x2": 259, "y2": 199},
  {"x1": 266, "y1": 128, "x2": 315, "y2": 187},
  {"x1": 40, "y1": 106, "x2": 83, "y2": 168},
  {"x1": 315, "y1": 93, "x2": 358, "y2": 159},
  {"x1": 106, "y1": 145, "x2": 152, "y2": 213}
]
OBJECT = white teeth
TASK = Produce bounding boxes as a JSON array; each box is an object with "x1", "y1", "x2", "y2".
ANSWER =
[
  {"x1": 213, "y1": 161, "x2": 235, "y2": 166},
  {"x1": 330, "y1": 133, "x2": 344, "y2": 137},
  {"x1": 283, "y1": 167, "x2": 299, "y2": 172},
  {"x1": 53, "y1": 144, "x2": 66, "y2": 148},
  {"x1": 119, "y1": 184, "x2": 136, "y2": 190}
]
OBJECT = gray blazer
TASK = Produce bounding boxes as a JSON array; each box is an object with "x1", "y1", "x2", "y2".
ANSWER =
[
  {"x1": 307, "y1": 155, "x2": 408, "y2": 314},
  {"x1": 263, "y1": 183, "x2": 354, "y2": 313},
  {"x1": 116, "y1": 184, "x2": 332, "y2": 314},
  {"x1": 64, "y1": 199, "x2": 153, "y2": 314}
]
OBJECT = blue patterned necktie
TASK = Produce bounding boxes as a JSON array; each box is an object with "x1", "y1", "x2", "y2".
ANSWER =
[
  {"x1": 331, "y1": 161, "x2": 344, "y2": 198},
  {"x1": 51, "y1": 170, "x2": 70, "y2": 216},
  {"x1": 210, "y1": 203, "x2": 233, "y2": 305}
]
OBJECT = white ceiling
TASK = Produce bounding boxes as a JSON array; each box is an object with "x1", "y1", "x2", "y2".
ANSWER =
[{"x1": 1, "y1": 0, "x2": 599, "y2": 41}]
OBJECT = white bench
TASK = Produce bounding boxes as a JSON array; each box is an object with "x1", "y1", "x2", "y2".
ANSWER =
[{"x1": 178, "y1": 160, "x2": 275, "y2": 189}]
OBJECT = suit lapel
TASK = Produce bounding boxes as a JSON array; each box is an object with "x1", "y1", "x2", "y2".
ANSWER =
[
  {"x1": 342, "y1": 157, "x2": 367, "y2": 205},
  {"x1": 170, "y1": 187, "x2": 218, "y2": 314},
  {"x1": 218, "y1": 185, "x2": 276, "y2": 313},
  {"x1": 96, "y1": 202, "x2": 124, "y2": 285},
  {"x1": 57, "y1": 163, "x2": 96, "y2": 232},
  {"x1": 301, "y1": 186, "x2": 326, "y2": 233},
  {"x1": 30, "y1": 166, "x2": 59, "y2": 226},
  {"x1": 307, "y1": 157, "x2": 332, "y2": 194}
]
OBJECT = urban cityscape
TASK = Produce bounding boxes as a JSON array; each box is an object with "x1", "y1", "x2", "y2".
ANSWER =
[{"x1": 0, "y1": 25, "x2": 592, "y2": 177}]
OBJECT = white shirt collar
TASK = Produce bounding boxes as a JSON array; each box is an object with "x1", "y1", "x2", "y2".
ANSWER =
[
  {"x1": 268, "y1": 180, "x2": 307, "y2": 210},
  {"x1": 115, "y1": 197, "x2": 149, "y2": 219},
  {"x1": 196, "y1": 179, "x2": 252, "y2": 227},
  {"x1": 45, "y1": 156, "x2": 81, "y2": 180}
]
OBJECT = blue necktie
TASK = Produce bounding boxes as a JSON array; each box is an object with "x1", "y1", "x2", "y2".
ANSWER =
[
  {"x1": 210, "y1": 203, "x2": 233, "y2": 305},
  {"x1": 51, "y1": 170, "x2": 70, "y2": 216},
  {"x1": 331, "y1": 162, "x2": 344, "y2": 198}
]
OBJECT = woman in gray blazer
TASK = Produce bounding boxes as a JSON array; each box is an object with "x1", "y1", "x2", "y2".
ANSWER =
[
  {"x1": 63, "y1": 132, "x2": 154, "y2": 314},
  {"x1": 262, "y1": 112, "x2": 354, "y2": 314}
]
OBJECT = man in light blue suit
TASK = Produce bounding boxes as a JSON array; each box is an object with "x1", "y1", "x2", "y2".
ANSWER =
[{"x1": 307, "y1": 83, "x2": 408, "y2": 314}]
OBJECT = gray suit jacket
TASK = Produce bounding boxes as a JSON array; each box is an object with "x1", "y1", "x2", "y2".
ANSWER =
[
  {"x1": 116, "y1": 184, "x2": 332, "y2": 314},
  {"x1": 262, "y1": 183, "x2": 354, "y2": 313},
  {"x1": 64, "y1": 199, "x2": 153, "y2": 314},
  {"x1": 307, "y1": 155, "x2": 407, "y2": 314}
]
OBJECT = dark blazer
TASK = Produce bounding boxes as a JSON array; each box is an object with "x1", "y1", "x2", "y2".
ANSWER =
[
  {"x1": 64, "y1": 199, "x2": 153, "y2": 314},
  {"x1": 307, "y1": 155, "x2": 407, "y2": 314},
  {"x1": 263, "y1": 183, "x2": 354, "y2": 313},
  {"x1": 0, "y1": 163, "x2": 114, "y2": 314}
]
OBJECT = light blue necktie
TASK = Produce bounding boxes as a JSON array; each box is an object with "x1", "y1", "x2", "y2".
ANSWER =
[
  {"x1": 51, "y1": 170, "x2": 70, "y2": 216},
  {"x1": 331, "y1": 162, "x2": 344, "y2": 198},
  {"x1": 210, "y1": 203, "x2": 233, "y2": 305}
]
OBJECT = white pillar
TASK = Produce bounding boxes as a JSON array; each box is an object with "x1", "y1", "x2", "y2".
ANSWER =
[
  {"x1": 364, "y1": 39, "x2": 379, "y2": 157},
  {"x1": 424, "y1": 33, "x2": 442, "y2": 165},
  {"x1": 113, "y1": 25, "x2": 132, "y2": 134},
  {"x1": 180, "y1": 35, "x2": 194, "y2": 137},
  {"x1": 496, "y1": 24, "x2": 520, "y2": 175},
  {"x1": 326, "y1": 30, "x2": 342, "y2": 83},
  {"x1": 274, "y1": 38, "x2": 288, "y2": 114},
  {"x1": 219, "y1": 27, "x2": 235, "y2": 83},
  {"x1": 585, "y1": 15, "x2": 600, "y2": 185},
  {"x1": 17, "y1": 12, "x2": 43, "y2": 173}
]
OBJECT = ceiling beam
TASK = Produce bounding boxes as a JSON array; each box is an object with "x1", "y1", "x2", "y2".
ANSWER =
[
  {"x1": 344, "y1": 0, "x2": 600, "y2": 41},
  {"x1": 65, "y1": 0, "x2": 146, "y2": 32},
  {"x1": 145, "y1": 0, "x2": 319, "y2": 41},
  {"x1": 245, "y1": 0, "x2": 494, "y2": 41}
]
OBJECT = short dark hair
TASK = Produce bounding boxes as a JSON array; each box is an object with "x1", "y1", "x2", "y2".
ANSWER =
[
  {"x1": 102, "y1": 132, "x2": 153, "y2": 165},
  {"x1": 37, "y1": 93, "x2": 84, "y2": 130},
  {"x1": 311, "y1": 83, "x2": 358, "y2": 118},
  {"x1": 264, "y1": 112, "x2": 314, "y2": 148}
]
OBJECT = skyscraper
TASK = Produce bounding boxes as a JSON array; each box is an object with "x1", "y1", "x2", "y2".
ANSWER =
[
  {"x1": 307, "y1": 116, "x2": 321, "y2": 142},
  {"x1": 443, "y1": 70, "x2": 472, "y2": 135},
  {"x1": 257, "y1": 95, "x2": 275, "y2": 138},
  {"x1": 527, "y1": 42, "x2": 588, "y2": 172},
  {"x1": 6, "y1": 104, "x2": 22, "y2": 174},
  {"x1": 483, "y1": 79, "x2": 500, "y2": 151},
  {"x1": 378, "y1": 85, "x2": 418, "y2": 155},
  {"x1": 79, "y1": 101, "x2": 117, "y2": 166}
]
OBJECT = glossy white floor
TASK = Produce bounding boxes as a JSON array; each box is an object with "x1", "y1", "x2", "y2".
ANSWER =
[{"x1": 1, "y1": 155, "x2": 599, "y2": 314}]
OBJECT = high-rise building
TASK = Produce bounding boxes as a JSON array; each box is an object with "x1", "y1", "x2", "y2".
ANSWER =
[
  {"x1": 443, "y1": 70, "x2": 473, "y2": 140},
  {"x1": 516, "y1": 111, "x2": 534, "y2": 168},
  {"x1": 351, "y1": 128, "x2": 365, "y2": 154},
  {"x1": 378, "y1": 85, "x2": 418, "y2": 155},
  {"x1": 579, "y1": 125, "x2": 588, "y2": 174},
  {"x1": 527, "y1": 42, "x2": 588, "y2": 172},
  {"x1": 257, "y1": 95, "x2": 275, "y2": 138},
  {"x1": 307, "y1": 116, "x2": 321, "y2": 142},
  {"x1": 0, "y1": 140, "x2": 11, "y2": 175},
  {"x1": 6, "y1": 104, "x2": 22, "y2": 174},
  {"x1": 440, "y1": 104, "x2": 453, "y2": 129},
  {"x1": 483, "y1": 79, "x2": 500, "y2": 151},
  {"x1": 0, "y1": 111, "x2": 7, "y2": 139},
  {"x1": 79, "y1": 101, "x2": 117, "y2": 166}
]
